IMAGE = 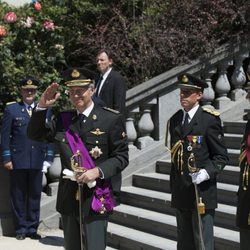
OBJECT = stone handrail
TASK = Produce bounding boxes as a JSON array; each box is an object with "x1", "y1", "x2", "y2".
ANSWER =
[{"x1": 125, "y1": 42, "x2": 250, "y2": 150}]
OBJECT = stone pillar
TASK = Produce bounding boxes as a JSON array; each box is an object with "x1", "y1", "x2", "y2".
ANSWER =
[
  {"x1": 201, "y1": 68, "x2": 216, "y2": 107},
  {"x1": 230, "y1": 52, "x2": 249, "y2": 101},
  {"x1": 126, "y1": 108, "x2": 138, "y2": 151},
  {"x1": 214, "y1": 61, "x2": 232, "y2": 109},
  {"x1": 137, "y1": 99, "x2": 156, "y2": 149}
]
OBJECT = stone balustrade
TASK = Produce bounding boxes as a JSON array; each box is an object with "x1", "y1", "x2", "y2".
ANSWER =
[{"x1": 125, "y1": 43, "x2": 250, "y2": 151}]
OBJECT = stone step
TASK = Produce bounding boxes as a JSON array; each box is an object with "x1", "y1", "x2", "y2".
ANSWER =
[
  {"x1": 228, "y1": 148, "x2": 240, "y2": 166},
  {"x1": 110, "y1": 204, "x2": 239, "y2": 250},
  {"x1": 156, "y1": 160, "x2": 240, "y2": 186},
  {"x1": 224, "y1": 133, "x2": 243, "y2": 149},
  {"x1": 132, "y1": 172, "x2": 238, "y2": 206},
  {"x1": 107, "y1": 222, "x2": 177, "y2": 250},
  {"x1": 223, "y1": 121, "x2": 246, "y2": 134},
  {"x1": 120, "y1": 186, "x2": 237, "y2": 231}
]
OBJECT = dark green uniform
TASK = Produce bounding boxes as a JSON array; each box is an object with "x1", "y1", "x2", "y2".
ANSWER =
[
  {"x1": 27, "y1": 105, "x2": 128, "y2": 250},
  {"x1": 236, "y1": 120, "x2": 250, "y2": 250},
  {"x1": 169, "y1": 106, "x2": 228, "y2": 250}
]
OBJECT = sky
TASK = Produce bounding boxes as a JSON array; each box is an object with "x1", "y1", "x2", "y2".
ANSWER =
[{"x1": 3, "y1": 0, "x2": 30, "y2": 7}]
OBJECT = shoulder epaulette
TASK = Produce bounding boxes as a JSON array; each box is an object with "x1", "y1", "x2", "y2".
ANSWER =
[
  {"x1": 103, "y1": 107, "x2": 120, "y2": 114},
  {"x1": 6, "y1": 101, "x2": 16, "y2": 105},
  {"x1": 202, "y1": 107, "x2": 220, "y2": 116}
]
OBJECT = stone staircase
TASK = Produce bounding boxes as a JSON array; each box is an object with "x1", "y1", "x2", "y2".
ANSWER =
[{"x1": 107, "y1": 120, "x2": 246, "y2": 250}]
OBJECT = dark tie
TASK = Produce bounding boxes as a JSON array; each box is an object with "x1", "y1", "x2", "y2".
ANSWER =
[
  {"x1": 95, "y1": 75, "x2": 103, "y2": 97},
  {"x1": 78, "y1": 114, "x2": 86, "y2": 128},
  {"x1": 182, "y1": 112, "x2": 189, "y2": 132}
]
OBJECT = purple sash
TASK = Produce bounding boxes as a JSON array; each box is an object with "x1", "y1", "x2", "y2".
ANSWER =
[{"x1": 61, "y1": 112, "x2": 115, "y2": 213}]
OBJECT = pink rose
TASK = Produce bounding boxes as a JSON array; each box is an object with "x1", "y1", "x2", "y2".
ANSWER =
[
  {"x1": 21, "y1": 16, "x2": 34, "y2": 28},
  {"x1": 4, "y1": 12, "x2": 17, "y2": 24},
  {"x1": 34, "y1": 2, "x2": 42, "y2": 11},
  {"x1": 43, "y1": 20, "x2": 55, "y2": 31},
  {"x1": 0, "y1": 26, "x2": 7, "y2": 37}
]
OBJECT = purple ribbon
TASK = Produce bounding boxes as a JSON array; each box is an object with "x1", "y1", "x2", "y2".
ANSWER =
[
  {"x1": 61, "y1": 112, "x2": 115, "y2": 213},
  {"x1": 91, "y1": 183, "x2": 116, "y2": 213}
]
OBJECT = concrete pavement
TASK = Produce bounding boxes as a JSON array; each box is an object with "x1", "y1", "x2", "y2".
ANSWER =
[{"x1": 0, "y1": 228, "x2": 64, "y2": 250}]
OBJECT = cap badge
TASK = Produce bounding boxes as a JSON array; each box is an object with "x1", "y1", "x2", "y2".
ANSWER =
[
  {"x1": 71, "y1": 69, "x2": 80, "y2": 78},
  {"x1": 27, "y1": 79, "x2": 33, "y2": 85},
  {"x1": 182, "y1": 75, "x2": 188, "y2": 83}
]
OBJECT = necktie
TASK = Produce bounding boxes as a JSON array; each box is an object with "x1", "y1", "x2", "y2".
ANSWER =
[
  {"x1": 182, "y1": 112, "x2": 189, "y2": 132},
  {"x1": 78, "y1": 114, "x2": 86, "y2": 128},
  {"x1": 95, "y1": 75, "x2": 103, "y2": 97},
  {"x1": 27, "y1": 106, "x2": 32, "y2": 117}
]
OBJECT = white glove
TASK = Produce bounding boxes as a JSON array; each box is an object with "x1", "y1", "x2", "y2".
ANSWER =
[
  {"x1": 62, "y1": 169, "x2": 76, "y2": 181},
  {"x1": 62, "y1": 169, "x2": 96, "y2": 188},
  {"x1": 42, "y1": 161, "x2": 52, "y2": 173},
  {"x1": 189, "y1": 169, "x2": 210, "y2": 185}
]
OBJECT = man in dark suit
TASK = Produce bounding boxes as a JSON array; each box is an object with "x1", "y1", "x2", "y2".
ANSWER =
[
  {"x1": 0, "y1": 77, "x2": 54, "y2": 240},
  {"x1": 236, "y1": 81, "x2": 250, "y2": 250},
  {"x1": 167, "y1": 73, "x2": 228, "y2": 250},
  {"x1": 94, "y1": 49, "x2": 126, "y2": 115},
  {"x1": 27, "y1": 68, "x2": 129, "y2": 250}
]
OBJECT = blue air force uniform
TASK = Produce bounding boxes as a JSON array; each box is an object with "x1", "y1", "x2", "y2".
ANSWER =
[{"x1": 0, "y1": 78, "x2": 54, "y2": 238}]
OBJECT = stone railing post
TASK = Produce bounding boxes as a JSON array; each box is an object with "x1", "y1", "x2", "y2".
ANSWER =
[
  {"x1": 230, "y1": 52, "x2": 249, "y2": 101},
  {"x1": 214, "y1": 61, "x2": 232, "y2": 109},
  {"x1": 126, "y1": 108, "x2": 139, "y2": 151},
  {"x1": 201, "y1": 68, "x2": 216, "y2": 107},
  {"x1": 137, "y1": 99, "x2": 156, "y2": 149}
]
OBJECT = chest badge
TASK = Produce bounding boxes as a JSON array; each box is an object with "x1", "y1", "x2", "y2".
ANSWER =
[
  {"x1": 89, "y1": 146, "x2": 103, "y2": 159},
  {"x1": 90, "y1": 128, "x2": 105, "y2": 136}
]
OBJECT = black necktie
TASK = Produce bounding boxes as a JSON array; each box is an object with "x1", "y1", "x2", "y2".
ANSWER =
[
  {"x1": 182, "y1": 112, "x2": 189, "y2": 132},
  {"x1": 95, "y1": 75, "x2": 103, "y2": 97},
  {"x1": 78, "y1": 114, "x2": 86, "y2": 128}
]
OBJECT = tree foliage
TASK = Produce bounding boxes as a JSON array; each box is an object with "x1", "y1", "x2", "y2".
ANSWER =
[
  {"x1": 0, "y1": 0, "x2": 249, "y2": 113},
  {"x1": 63, "y1": 0, "x2": 249, "y2": 87}
]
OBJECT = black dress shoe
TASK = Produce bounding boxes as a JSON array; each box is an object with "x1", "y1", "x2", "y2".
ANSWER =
[
  {"x1": 28, "y1": 233, "x2": 42, "y2": 239},
  {"x1": 16, "y1": 234, "x2": 26, "y2": 240}
]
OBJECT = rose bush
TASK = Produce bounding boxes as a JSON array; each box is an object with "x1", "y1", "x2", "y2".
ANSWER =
[{"x1": 0, "y1": 1, "x2": 67, "y2": 113}]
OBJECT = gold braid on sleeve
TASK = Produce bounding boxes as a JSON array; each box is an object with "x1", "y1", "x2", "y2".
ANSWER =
[
  {"x1": 239, "y1": 149, "x2": 249, "y2": 190},
  {"x1": 171, "y1": 140, "x2": 184, "y2": 174}
]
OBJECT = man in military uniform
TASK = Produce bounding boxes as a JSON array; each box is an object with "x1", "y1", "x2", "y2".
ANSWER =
[
  {"x1": 0, "y1": 77, "x2": 54, "y2": 240},
  {"x1": 236, "y1": 80, "x2": 250, "y2": 250},
  {"x1": 166, "y1": 73, "x2": 228, "y2": 250},
  {"x1": 27, "y1": 68, "x2": 129, "y2": 250}
]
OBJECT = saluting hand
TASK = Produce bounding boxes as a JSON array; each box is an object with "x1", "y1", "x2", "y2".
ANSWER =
[{"x1": 38, "y1": 82, "x2": 61, "y2": 108}]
